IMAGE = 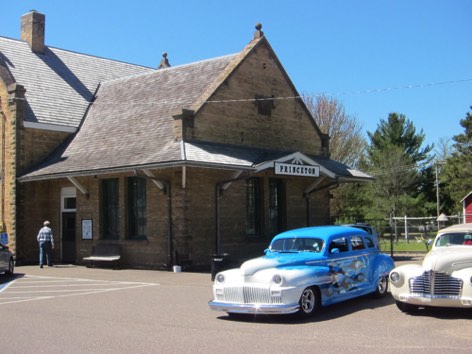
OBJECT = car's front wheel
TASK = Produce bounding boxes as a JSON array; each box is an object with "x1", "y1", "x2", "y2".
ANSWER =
[
  {"x1": 6, "y1": 257, "x2": 14, "y2": 275},
  {"x1": 298, "y1": 287, "x2": 319, "y2": 317},
  {"x1": 395, "y1": 301, "x2": 419, "y2": 313},
  {"x1": 372, "y1": 275, "x2": 388, "y2": 298}
]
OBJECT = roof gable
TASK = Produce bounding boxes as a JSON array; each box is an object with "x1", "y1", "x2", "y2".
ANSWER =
[{"x1": 191, "y1": 36, "x2": 324, "y2": 140}]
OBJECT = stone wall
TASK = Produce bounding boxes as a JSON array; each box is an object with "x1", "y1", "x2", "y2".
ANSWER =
[
  {"x1": 0, "y1": 81, "x2": 71, "y2": 260},
  {"x1": 188, "y1": 41, "x2": 326, "y2": 157}
]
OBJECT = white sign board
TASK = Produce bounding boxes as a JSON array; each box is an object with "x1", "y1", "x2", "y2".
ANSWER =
[
  {"x1": 82, "y1": 219, "x2": 93, "y2": 240},
  {"x1": 274, "y1": 162, "x2": 320, "y2": 177}
]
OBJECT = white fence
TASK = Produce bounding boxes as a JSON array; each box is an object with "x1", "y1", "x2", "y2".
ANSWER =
[{"x1": 389, "y1": 214, "x2": 463, "y2": 241}]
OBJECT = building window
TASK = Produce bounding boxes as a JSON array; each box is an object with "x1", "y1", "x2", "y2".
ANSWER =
[
  {"x1": 63, "y1": 197, "x2": 76, "y2": 210},
  {"x1": 127, "y1": 177, "x2": 147, "y2": 240},
  {"x1": 255, "y1": 95, "x2": 275, "y2": 116},
  {"x1": 269, "y1": 178, "x2": 285, "y2": 236},
  {"x1": 102, "y1": 179, "x2": 119, "y2": 240},
  {"x1": 246, "y1": 178, "x2": 262, "y2": 237}
]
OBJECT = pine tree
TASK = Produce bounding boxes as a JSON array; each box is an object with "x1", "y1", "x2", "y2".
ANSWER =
[{"x1": 441, "y1": 107, "x2": 472, "y2": 212}]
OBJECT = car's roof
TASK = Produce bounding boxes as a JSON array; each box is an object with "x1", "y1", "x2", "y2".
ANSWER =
[
  {"x1": 271, "y1": 226, "x2": 367, "y2": 242},
  {"x1": 438, "y1": 223, "x2": 472, "y2": 234}
]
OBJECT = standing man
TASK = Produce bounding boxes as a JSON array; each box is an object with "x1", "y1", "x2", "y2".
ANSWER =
[{"x1": 37, "y1": 220, "x2": 54, "y2": 268}]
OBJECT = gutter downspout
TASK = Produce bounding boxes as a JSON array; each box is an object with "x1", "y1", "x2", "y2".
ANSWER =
[
  {"x1": 143, "y1": 171, "x2": 173, "y2": 270},
  {"x1": 215, "y1": 172, "x2": 251, "y2": 254},
  {"x1": 164, "y1": 181, "x2": 173, "y2": 269},
  {"x1": 303, "y1": 180, "x2": 339, "y2": 226}
]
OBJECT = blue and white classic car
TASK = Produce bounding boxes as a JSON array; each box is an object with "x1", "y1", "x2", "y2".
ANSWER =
[
  {"x1": 390, "y1": 223, "x2": 472, "y2": 313},
  {"x1": 209, "y1": 226, "x2": 395, "y2": 317}
]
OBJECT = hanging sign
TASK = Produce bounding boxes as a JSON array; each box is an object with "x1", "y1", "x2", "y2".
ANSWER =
[{"x1": 274, "y1": 162, "x2": 320, "y2": 177}]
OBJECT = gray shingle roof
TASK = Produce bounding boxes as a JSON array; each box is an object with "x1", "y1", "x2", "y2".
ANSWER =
[
  {"x1": 183, "y1": 141, "x2": 373, "y2": 180},
  {"x1": 0, "y1": 36, "x2": 154, "y2": 127},
  {"x1": 19, "y1": 55, "x2": 238, "y2": 180},
  {"x1": 10, "y1": 34, "x2": 371, "y2": 183}
]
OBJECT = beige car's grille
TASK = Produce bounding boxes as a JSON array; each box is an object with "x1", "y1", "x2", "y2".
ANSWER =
[{"x1": 409, "y1": 271, "x2": 463, "y2": 297}]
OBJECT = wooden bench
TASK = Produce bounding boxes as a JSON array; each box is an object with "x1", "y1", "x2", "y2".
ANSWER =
[{"x1": 83, "y1": 244, "x2": 121, "y2": 269}]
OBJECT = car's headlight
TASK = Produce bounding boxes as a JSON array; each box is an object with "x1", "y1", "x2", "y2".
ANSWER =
[
  {"x1": 216, "y1": 273, "x2": 225, "y2": 284},
  {"x1": 272, "y1": 274, "x2": 283, "y2": 285},
  {"x1": 390, "y1": 271, "x2": 403, "y2": 286}
]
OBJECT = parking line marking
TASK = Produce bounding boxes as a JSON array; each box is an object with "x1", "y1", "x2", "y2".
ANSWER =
[{"x1": 0, "y1": 275, "x2": 159, "y2": 305}]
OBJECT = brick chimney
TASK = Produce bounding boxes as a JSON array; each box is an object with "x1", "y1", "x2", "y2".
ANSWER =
[{"x1": 21, "y1": 10, "x2": 45, "y2": 54}]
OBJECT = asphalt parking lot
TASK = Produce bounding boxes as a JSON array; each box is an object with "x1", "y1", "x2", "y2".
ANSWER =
[{"x1": 1, "y1": 260, "x2": 471, "y2": 354}]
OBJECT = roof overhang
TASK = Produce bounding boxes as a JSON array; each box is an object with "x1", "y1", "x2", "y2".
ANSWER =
[{"x1": 18, "y1": 142, "x2": 372, "y2": 184}]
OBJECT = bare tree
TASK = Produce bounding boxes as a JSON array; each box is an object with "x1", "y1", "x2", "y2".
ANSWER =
[
  {"x1": 303, "y1": 93, "x2": 366, "y2": 167},
  {"x1": 303, "y1": 93, "x2": 368, "y2": 221},
  {"x1": 434, "y1": 137, "x2": 453, "y2": 162}
]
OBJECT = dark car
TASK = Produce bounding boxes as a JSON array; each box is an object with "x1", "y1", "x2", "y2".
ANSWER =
[
  {"x1": 0, "y1": 243, "x2": 14, "y2": 275},
  {"x1": 342, "y1": 223, "x2": 379, "y2": 248}
]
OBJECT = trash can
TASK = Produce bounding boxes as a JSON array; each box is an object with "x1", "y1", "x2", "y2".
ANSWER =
[{"x1": 211, "y1": 253, "x2": 230, "y2": 281}]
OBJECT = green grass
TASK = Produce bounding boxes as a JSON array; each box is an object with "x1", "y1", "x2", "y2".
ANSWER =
[{"x1": 379, "y1": 237, "x2": 432, "y2": 253}]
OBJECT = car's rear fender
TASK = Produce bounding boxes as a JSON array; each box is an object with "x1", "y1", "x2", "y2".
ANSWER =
[{"x1": 370, "y1": 254, "x2": 395, "y2": 280}]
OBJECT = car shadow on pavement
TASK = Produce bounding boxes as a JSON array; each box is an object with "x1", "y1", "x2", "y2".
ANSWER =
[
  {"x1": 399, "y1": 306, "x2": 472, "y2": 320},
  {"x1": 218, "y1": 293, "x2": 396, "y2": 324},
  {"x1": 0, "y1": 273, "x2": 24, "y2": 285}
]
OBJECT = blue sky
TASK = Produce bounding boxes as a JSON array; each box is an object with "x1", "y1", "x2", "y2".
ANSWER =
[{"x1": 2, "y1": 0, "x2": 471, "y2": 149}]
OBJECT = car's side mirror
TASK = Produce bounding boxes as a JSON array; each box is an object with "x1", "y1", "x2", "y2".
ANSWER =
[{"x1": 264, "y1": 248, "x2": 269, "y2": 254}]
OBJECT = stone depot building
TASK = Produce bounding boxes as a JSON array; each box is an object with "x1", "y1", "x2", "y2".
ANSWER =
[{"x1": 0, "y1": 11, "x2": 371, "y2": 270}]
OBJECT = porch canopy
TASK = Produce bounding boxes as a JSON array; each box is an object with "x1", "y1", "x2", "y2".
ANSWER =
[{"x1": 19, "y1": 139, "x2": 372, "y2": 185}]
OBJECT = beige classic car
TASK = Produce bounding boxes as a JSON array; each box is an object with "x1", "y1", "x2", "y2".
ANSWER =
[{"x1": 390, "y1": 223, "x2": 472, "y2": 312}]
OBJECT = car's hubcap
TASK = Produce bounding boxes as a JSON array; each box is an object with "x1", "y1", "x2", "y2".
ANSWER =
[
  {"x1": 378, "y1": 276, "x2": 387, "y2": 294},
  {"x1": 301, "y1": 288, "x2": 315, "y2": 313}
]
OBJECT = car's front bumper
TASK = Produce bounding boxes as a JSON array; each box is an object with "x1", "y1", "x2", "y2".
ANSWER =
[
  {"x1": 393, "y1": 293, "x2": 472, "y2": 308},
  {"x1": 208, "y1": 300, "x2": 299, "y2": 314}
]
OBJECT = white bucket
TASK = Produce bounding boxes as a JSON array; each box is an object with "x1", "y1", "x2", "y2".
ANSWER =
[{"x1": 173, "y1": 265, "x2": 182, "y2": 273}]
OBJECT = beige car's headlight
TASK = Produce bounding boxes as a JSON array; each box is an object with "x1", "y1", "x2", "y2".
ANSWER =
[{"x1": 390, "y1": 271, "x2": 403, "y2": 287}]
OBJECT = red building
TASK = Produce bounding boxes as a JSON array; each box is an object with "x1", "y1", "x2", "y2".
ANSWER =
[{"x1": 461, "y1": 191, "x2": 472, "y2": 223}]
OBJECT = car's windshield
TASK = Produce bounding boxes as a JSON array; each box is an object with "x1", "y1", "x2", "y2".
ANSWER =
[
  {"x1": 435, "y1": 232, "x2": 472, "y2": 247},
  {"x1": 269, "y1": 237, "x2": 324, "y2": 253}
]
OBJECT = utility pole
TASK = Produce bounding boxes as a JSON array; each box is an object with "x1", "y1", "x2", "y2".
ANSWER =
[
  {"x1": 435, "y1": 162, "x2": 440, "y2": 218},
  {"x1": 435, "y1": 160, "x2": 445, "y2": 229}
]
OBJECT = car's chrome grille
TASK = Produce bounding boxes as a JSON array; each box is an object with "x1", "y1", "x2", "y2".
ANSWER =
[
  {"x1": 219, "y1": 286, "x2": 282, "y2": 304},
  {"x1": 409, "y1": 271, "x2": 463, "y2": 297}
]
